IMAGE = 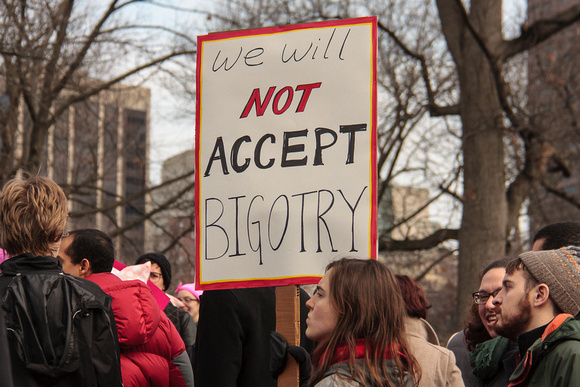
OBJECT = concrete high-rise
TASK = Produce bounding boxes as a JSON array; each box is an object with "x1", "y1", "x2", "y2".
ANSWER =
[{"x1": 41, "y1": 85, "x2": 150, "y2": 262}]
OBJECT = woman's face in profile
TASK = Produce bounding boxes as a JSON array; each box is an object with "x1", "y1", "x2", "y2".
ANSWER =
[{"x1": 305, "y1": 268, "x2": 339, "y2": 342}]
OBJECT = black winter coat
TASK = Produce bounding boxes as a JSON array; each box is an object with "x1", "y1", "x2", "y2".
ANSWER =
[
  {"x1": 0, "y1": 254, "x2": 123, "y2": 387},
  {"x1": 194, "y1": 286, "x2": 315, "y2": 387}
]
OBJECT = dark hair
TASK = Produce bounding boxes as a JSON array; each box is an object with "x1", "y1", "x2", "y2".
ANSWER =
[
  {"x1": 505, "y1": 257, "x2": 539, "y2": 289},
  {"x1": 65, "y1": 229, "x2": 115, "y2": 273},
  {"x1": 533, "y1": 222, "x2": 580, "y2": 250},
  {"x1": 395, "y1": 274, "x2": 431, "y2": 319},
  {"x1": 136, "y1": 252, "x2": 172, "y2": 290},
  {"x1": 309, "y1": 258, "x2": 421, "y2": 387},
  {"x1": 464, "y1": 257, "x2": 513, "y2": 350}
]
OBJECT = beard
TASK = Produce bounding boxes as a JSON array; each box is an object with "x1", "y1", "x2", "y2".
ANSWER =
[{"x1": 493, "y1": 295, "x2": 532, "y2": 342}]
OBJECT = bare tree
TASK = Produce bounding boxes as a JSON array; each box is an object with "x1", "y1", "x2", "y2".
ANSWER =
[
  {"x1": 0, "y1": 0, "x2": 203, "y2": 261},
  {"x1": 194, "y1": 0, "x2": 580, "y2": 328},
  {"x1": 435, "y1": 0, "x2": 580, "y2": 324},
  {"x1": 0, "y1": 0, "x2": 197, "y2": 180},
  {"x1": 200, "y1": 0, "x2": 463, "y2": 247}
]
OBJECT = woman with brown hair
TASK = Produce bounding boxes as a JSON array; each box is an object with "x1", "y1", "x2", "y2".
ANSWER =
[{"x1": 306, "y1": 257, "x2": 421, "y2": 386}]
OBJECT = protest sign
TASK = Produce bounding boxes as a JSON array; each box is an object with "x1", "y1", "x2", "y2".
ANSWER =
[{"x1": 196, "y1": 17, "x2": 377, "y2": 290}]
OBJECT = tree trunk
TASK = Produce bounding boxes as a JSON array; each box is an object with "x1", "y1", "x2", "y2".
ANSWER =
[{"x1": 437, "y1": 0, "x2": 507, "y2": 329}]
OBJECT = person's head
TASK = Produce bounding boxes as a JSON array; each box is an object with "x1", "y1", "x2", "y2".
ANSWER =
[
  {"x1": 395, "y1": 274, "x2": 431, "y2": 319},
  {"x1": 532, "y1": 222, "x2": 580, "y2": 251},
  {"x1": 175, "y1": 282, "x2": 203, "y2": 323},
  {"x1": 135, "y1": 252, "x2": 171, "y2": 291},
  {"x1": 492, "y1": 247, "x2": 580, "y2": 341},
  {"x1": 464, "y1": 257, "x2": 512, "y2": 350},
  {"x1": 58, "y1": 229, "x2": 115, "y2": 278},
  {"x1": 0, "y1": 176, "x2": 68, "y2": 257},
  {"x1": 306, "y1": 258, "x2": 420, "y2": 386}
]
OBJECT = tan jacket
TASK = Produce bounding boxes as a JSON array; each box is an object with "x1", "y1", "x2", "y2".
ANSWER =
[{"x1": 405, "y1": 317, "x2": 465, "y2": 387}]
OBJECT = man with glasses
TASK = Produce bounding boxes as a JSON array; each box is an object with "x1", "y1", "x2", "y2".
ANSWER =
[
  {"x1": 472, "y1": 289, "x2": 501, "y2": 304},
  {"x1": 447, "y1": 257, "x2": 514, "y2": 387}
]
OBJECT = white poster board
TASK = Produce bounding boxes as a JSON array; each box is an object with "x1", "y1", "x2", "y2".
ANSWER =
[{"x1": 195, "y1": 17, "x2": 377, "y2": 289}]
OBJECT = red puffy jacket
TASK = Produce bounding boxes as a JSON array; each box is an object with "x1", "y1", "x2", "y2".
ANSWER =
[{"x1": 87, "y1": 272, "x2": 186, "y2": 387}]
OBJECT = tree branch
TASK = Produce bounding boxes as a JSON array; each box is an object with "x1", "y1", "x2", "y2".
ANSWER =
[
  {"x1": 51, "y1": 0, "x2": 120, "y2": 99},
  {"x1": 41, "y1": 0, "x2": 74, "y2": 108},
  {"x1": 541, "y1": 180, "x2": 580, "y2": 210},
  {"x1": 377, "y1": 19, "x2": 459, "y2": 117},
  {"x1": 108, "y1": 179, "x2": 195, "y2": 238},
  {"x1": 379, "y1": 228, "x2": 459, "y2": 251},
  {"x1": 51, "y1": 48, "x2": 195, "y2": 125},
  {"x1": 415, "y1": 249, "x2": 457, "y2": 282},
  {"x1": 497, "y1": 4, "x2": 580, "y2": 60},
  {"x1": 446, "y1": 0, "x2": 524, "y2": 131},
  {"x1": 160, "y1": 218, "x2": 195, "y2": 256},
  {"x1": 68, "y1": 167, "x2": 194, "y2": 218}
]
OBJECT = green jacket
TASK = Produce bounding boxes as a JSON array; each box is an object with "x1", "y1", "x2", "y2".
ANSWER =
[{"x1": 509, "y1": 314, "x2": 580, "y2": 386}]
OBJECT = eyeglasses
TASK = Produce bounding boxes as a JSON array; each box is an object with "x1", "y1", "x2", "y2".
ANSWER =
[
  {"x1": 472, "y1": 289, "x2": 501, "y2": 305},
  {"x1": 178, "y1": 297, "x2": 199, "y2": 304},
  {"x1": 150, "y1": 272, "x2": 163, "y2": 280}
]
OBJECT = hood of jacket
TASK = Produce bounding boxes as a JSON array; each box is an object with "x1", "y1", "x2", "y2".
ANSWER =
[
  {"x1": 0, "y1": 253, "x2": 62, "y2": 275},
  {"x1": 87, "y1": 272, "x2": 161, "y2": 348}
]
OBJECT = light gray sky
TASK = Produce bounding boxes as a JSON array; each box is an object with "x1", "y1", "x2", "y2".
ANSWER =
[{"x1": 144, "y1": 1, "x2": 211, "y2": 184}]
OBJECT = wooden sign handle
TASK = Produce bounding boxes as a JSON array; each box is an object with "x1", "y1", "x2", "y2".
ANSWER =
[{"x1": 276, "y1": 285, "x2": 301, "y2": 387}]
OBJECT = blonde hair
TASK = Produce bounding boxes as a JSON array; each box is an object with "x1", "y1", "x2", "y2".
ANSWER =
[{"x1": 0, "y1": 176, "x2": 68, "y2": 256}]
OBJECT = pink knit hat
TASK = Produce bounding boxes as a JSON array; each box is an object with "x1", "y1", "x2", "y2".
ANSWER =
[{"x1": 175, "y1": 282, "x2": 203, "y2": 301}]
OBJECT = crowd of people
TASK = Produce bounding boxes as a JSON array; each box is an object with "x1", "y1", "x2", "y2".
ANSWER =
[{"x1": 2, "y1": 175, "x2": 580, "y2": 386}]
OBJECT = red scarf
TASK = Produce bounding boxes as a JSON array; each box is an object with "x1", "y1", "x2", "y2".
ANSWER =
[{"x1": 329, "y1": 339, "x2": 405, "y2": 364}]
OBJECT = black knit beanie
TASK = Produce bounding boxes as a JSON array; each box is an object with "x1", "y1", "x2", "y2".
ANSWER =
[{"x1": 136, "y1": 252, "x2": 172, "y2": 291}]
